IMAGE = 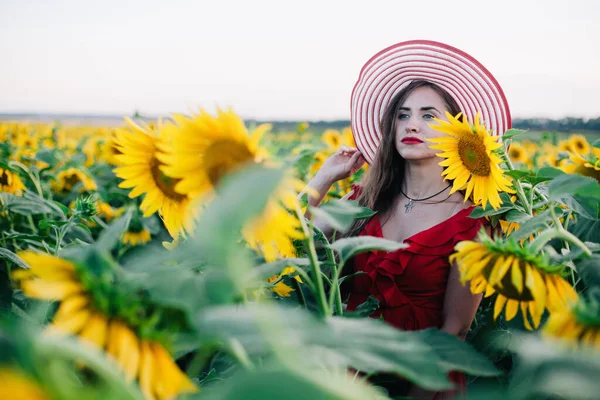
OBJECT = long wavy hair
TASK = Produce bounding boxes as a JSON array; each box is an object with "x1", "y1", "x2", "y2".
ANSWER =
[{"x1": 344, "y1": 80, "x2": 463, "y2": 239}]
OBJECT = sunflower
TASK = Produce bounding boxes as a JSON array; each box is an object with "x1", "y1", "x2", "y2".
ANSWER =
[
  {"x1": 51, "y1": 168, "x2": 97, "y2": 195},
  {"x1": 0, "y1": 368, "x2": 49, "y2": 400},
  {"x1": 568, "y1": 134, "x2": 591, "y2": 156},
  {"x1": 0, "y1": 168, "x2": 26, "y2": 195},
  {"x1": 507, "y1": 141, "x2": 529, "y2": 165},
  {"x1": 543, "y1": 296, "x2": 600, "y2": 349},
  {"x1": 156, "y1": 108, "x2": 271, "y2": 198},
  {"x1": 241, "y1": 177, "x2": 306, "y2": 261},
  {"x1": 450, "y1": 235, "x2": 578, "y2": 329},
  {"x1": 157, "y1": 108, "x2": 305, "y2": 261},
  {"x1": 11, "y1": 251, "x2": 197, "y2": 400},
  {"x1": 563, "y1": 148, "x2": 600, "y2": 182},
  {"x1": 428, "y1": 112, "x2": 513, "y2": 210},
  {"x1": 322, "y1": 129, "x2": 343, "y2": 150},
  {"x1": 122, "y1": 228, "x2": 152, "y2": 247},
  {"x1": 112, "y1": 118, "x2": 194, "y2": 239}
]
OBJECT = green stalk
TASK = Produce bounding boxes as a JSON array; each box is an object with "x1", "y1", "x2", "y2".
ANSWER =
[
  {"x1": 529, "y1": 208, "x2": 591, "y2": 257},
  {"x1": 295, "y1": 204, "x2": 329, "y2": 317},
  {"x1": 227, "y1": 338, "x2": 254, "y2": 370},
  {"x1": 312, "y1": 225, "x2": 344, "y2": 316},
  {"x1": 502, "y1": 150, "x2": 532, "y2": 215},
  {"x1": 9, "y1": 160, "x2": 44, "y2": 198}
]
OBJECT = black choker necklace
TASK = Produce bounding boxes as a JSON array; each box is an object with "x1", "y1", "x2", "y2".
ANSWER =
[{"x1": 399, "y1": 183, "x2": 452, "y2": 213}]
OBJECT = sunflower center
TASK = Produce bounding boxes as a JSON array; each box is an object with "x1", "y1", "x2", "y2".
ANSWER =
[
  {"x1": 576, "y1": 165, "x2": 600, "y2": 183},
  {"x1": 0, "y1": 170, "x2": 10, "y2": 186},
  {"x1": 150, "y1": 159, "x2": 186, "y2": 201},
  {"x1": 203, "y1": 139, "x2": 255, "y2": 186},
  {"x1": 482, "y1": 256, "x2": 535, "y2": 301},
  {"x1": 457, "y1": 134, "x2": 492, "y2": 176},
  {"x1": 63, "y1": 173, "x2": 82, "y2": 190},
  {"x1": 509, "y1": 148, "x2": 522, "y2": 160}
]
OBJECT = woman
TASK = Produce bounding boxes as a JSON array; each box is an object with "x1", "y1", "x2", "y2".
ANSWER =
[{"x1": 305, "y1": 40, "x2": 512, "y2": 399}]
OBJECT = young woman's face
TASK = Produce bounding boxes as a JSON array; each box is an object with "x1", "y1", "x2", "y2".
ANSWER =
[{"x1": 394, "y1": 86, "x2": 450, "y2": 161}]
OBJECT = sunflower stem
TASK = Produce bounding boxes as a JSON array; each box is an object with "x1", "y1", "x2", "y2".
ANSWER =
[
  {"x1": 295, "y1": 205, "x2": 330, "y2": 317},
  {"x1": 549, "y1": 207, "x2": 591, "y2": 257},
  {"x1": 9, "y1": 160, "x2": 44, "y2": 199},
  {"x1": 227, "y1": 338, "x2": 254, "y2": 371},
  {"x1": 502, "y1": 150, "x2": 532, "y2": 215},
  {"x1": 312, "y1": 224, "x2": 344, "y2": 316}
]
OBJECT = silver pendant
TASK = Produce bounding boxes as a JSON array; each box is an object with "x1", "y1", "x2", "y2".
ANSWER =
[{"x1": 404, "y1": 199, "x2": 415, "y2": 213}]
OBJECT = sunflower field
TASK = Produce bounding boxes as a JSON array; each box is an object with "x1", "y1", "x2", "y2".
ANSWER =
[{"x1": 0, "y1": 110, "x2": 599, "y2": 400}]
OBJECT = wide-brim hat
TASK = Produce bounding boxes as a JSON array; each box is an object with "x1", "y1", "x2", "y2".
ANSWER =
[{"x1": 350, "y1": 39, "x2": 511, "y2": 164}]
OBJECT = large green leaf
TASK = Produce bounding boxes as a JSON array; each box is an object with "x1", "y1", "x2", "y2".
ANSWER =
[
  {"x1": 191, "y1": 166, "x2": 285, "y2": 270},
  {"x1": 509, "y1": 208, "x2": 560, "y2": 242},
  {"x1": 96, "y1": 208, "x2": 133, "y2": 254},
  {"x1": 547, "y1": 174, "x2": 600, "y2": 202},
  {"x1": 310, "y1": 199, "x2": 376, "y2": 233},
  {"x1": 507, "y1": 334, "x2": 600, "y2": 400},
  {"x1": 569, "y1": 216, "x2": 600, "y2": 243},
  {"x1": 0, "y1": 192, "x2": 64, "y2": 216},
  {"x1": 330, "y1": 236, "x2": 408, "y2": 265},
  {"x1": 419, "y1": 328, "x2": 500, "y2": 376},
  {"x1": 199, "y1": 363, "x2": 387, "y2": 400},
  {"x1": 575, "y1": 255, "x2": 600, "y2": 288},
  {"x1": 0, "y1": 247, "x2": 30, "y2": 269},
  {"x1": 193, "y1": 304, "x2": 500, "y2": 391}
]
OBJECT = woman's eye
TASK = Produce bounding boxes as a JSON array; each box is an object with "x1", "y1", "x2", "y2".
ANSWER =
[
  {"x1": 397, "y1": 113, "x2": 409, "y2": 120},
  {"x1": 423, "y1": 113, "x2": 435, "y2": 119}
]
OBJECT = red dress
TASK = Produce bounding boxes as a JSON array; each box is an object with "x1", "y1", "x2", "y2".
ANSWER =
[{"x1": 345, "y1": 188, "x2": 487, "y2": 398}]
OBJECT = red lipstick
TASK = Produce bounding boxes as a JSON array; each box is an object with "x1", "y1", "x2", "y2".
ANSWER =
[{"x1": 401, "y1": 137, "x2": 423, "y2": 144}]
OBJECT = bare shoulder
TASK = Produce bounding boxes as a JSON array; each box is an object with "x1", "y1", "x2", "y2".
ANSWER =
[{"x1": 448, "y1": 191, "x2": 473, "y2": 210}]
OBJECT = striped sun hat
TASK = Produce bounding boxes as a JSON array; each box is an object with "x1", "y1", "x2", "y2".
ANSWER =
[{"x1": 350, "y1": 39, "x2": 511, "y2": 164}]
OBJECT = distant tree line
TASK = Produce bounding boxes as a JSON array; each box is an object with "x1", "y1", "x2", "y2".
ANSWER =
[{"x1": 248, "y1": 117, "x2": 600, "y2": 134}]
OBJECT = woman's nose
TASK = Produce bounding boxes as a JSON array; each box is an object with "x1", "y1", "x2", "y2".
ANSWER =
[{"x1": 406, "y1": 120, "x2": 419, "y2": 133}]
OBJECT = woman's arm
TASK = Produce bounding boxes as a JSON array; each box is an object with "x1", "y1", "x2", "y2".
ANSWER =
[
  {"x1": 300, "y1": 146, "x2": 365, "y2": 236},
  {"x1": 441, "y1": 225, "x2": 491, "y2": 339}
]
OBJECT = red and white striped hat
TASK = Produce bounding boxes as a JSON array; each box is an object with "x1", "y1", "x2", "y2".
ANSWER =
[{"x1": 350, "y1": 40, "x2": 511, "y2": 164}]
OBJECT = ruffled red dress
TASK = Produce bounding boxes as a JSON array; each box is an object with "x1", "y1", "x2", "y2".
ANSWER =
[{"x1": 345, "y1": 187, "x2": 487, "y2": 398}]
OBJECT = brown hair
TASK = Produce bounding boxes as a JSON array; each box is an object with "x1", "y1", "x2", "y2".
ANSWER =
[{"x1": 345, "y1": 80, "x2": 462, "y2": 238}]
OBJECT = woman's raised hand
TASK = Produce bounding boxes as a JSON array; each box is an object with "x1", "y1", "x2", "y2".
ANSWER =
[{"x1": 317, "y1": 146, "x2": 366, "y2": 184}]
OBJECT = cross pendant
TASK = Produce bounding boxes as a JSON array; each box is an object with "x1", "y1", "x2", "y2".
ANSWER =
[{"x1": 404, "y1": 199, "x2": 415, "y2": 213}]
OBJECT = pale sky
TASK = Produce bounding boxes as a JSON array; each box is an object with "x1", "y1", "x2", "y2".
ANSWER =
[{"x1": 1, "y1": 0, "x2": 599, "y2": 120}]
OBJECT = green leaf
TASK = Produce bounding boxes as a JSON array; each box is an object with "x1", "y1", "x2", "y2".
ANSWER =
[
  {"x1": 249, "y1": 258, "x2": 312, "y2": 283},
  {"x1": 53, "y1": 200, "x2": 70, "y2": 217},
  {"x1": 419, "y1": 329, "x2": 500, "y2": 377},
  {"x1": 568, "y1": 217, "x2": 600, "y2": 243},
  {"x1": 192, "y1": 166, "x2": 285, "y2": 270},
  {"x1": 96, "y1": 208, "x2": 133, "y2": 254},
  {"x1": 202, "y1": 364, "x2": 385, "y2": 400},
  {"x1": 0, "y1": 192, "x2": 60, "y2": 216},
  {"x1": 502, "y1": 129, "x2": 526, "y2": 140},
  {"x1": 507, "y1": 334, "x2": 600, "y2": 400},
  {"x1": 330, "y1": 236, "x2": 408, "y2": 266},
  {"x1": 537, "y1": 166, "x2": 565, "y2": 179},
  {"x1": 509, "y1": 208, "x2": 558, "y2": 242},
  {"x1": 504, "y1": 209, "x2": 530, "y2": 223},
  {"x1": 76, "y1": 223, "x2": 92, "y2": 234},
  {"x1": 547, "y1": 174, "x2": 600, "y2": 201},
  {"x1": 0, "y1": 248, "x2": 29, "y2": 269},
  {"x1": 310, "y1": 200, "x2": 375, "y2": 233},
  {"x1": 343, "y1": 295, "x2": 379, "y2": 318},
  {"x1": 194, "y1": 304, "x2": 469, "y2": 390},
  {"x1": 469, "y1": 203, "x2": 515, "y2": 218},
  {"x1": 575, "y1": 255, "x2": 600, "y2": 287},
  {"x1": 560, "y1": 195, "x2": 599, "y2": 220},
  {"x1": 503, "y1": 170, "x2": 530, "y2": 180}
]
